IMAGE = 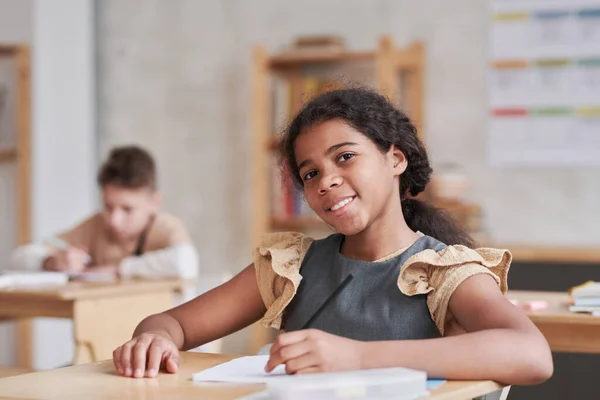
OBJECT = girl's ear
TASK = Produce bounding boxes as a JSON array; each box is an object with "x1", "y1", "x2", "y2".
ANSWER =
[{"x1": 389, "y1": 145, "x2": 408, "y2": 175}]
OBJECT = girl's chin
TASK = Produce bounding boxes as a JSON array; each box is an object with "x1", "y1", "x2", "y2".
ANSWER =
[{"x1": 327, "y1": 219, "x2": 367, "y2": 237}]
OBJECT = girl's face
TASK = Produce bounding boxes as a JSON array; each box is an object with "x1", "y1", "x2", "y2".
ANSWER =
[{"x1": 294, "y1": 119, "x2": 407, "y2": 236}]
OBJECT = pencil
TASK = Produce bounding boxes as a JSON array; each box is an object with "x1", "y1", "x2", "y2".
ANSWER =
[{"x1": 301, "y1": 274, "x2": 354, "y2": 330}]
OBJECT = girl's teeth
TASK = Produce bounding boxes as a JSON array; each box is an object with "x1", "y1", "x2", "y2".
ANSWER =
[{"x1": 330, "y1": 197, "x2": 353, "y2": 211}]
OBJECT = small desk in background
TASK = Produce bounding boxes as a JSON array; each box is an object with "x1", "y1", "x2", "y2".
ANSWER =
[
  {"x1": 0, "y1": 279, "x2": 188, "y2": 368},
  {"x1": 0, "y1": 352, "x2": 504, "y2": 400},
  {"x1": 508, "y1": 290, "x2": 600, "y2": 354}
]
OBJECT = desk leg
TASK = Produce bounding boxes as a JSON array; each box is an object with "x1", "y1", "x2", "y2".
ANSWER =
[
  {"x1": 72, "y1": 290, "x2": 173, "y2": 364},
  {"x1": 16, "y1": 318, "x2": 33, "y2": 369}
]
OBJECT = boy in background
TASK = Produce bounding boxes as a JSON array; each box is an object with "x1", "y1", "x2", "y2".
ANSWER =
[{"x1": 8, "y1": 145, "x2": 198, "y2": 280}]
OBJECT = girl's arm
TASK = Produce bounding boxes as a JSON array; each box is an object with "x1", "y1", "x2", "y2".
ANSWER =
[
  {"x1": 165, "y1": 263, "x2": 266, "y2": 349},
  {"x1": 360, "y1": 274, "x2": 553, "y2": 385},
  {"x1": 267, "y1": 274, "x2": 552, "y2": 386},
  {"x1": 114, "y1": 264, "x2": 266, "y2": 378}
]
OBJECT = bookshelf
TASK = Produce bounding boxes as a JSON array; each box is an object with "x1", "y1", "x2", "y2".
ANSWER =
[
  {"x1": 0, "y1": 45, "x2": 31, "y2": 246},
  {"x1": 250, "y1": 36, "x2": 428, "y2": 252},
  {"x1": 0, "y1": 44, "x2": 32, "y2": 368}
]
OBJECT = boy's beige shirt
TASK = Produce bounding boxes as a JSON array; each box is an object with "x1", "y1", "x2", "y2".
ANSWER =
[
  {"x1": 8, "y1": 212, "x2": 198, "y2": 281},
  {"x1": 57, "y1": 212, "x2": 191, "y2": 266}
]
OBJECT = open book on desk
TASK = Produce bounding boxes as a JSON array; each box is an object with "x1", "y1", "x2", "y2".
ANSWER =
[
  {"x1": 0, "y1": 270, "x2": 117, "y2": 288},
  {"x1": 0, "y1": 271, "x2": 69, "y2": 288}
]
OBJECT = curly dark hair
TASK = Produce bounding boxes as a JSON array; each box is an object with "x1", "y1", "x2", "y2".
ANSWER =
[
  {"x1": 97, "y1": 145, "x2": 156, "y2": 190},
  {"x1": 280, "y1": 87, "x2": 474, "y2": 247}
]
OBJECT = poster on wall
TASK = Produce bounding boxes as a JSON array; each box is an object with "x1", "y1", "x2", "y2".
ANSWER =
[{"x1": 488, "y1": 0, "x2": 600, "y2": 166}]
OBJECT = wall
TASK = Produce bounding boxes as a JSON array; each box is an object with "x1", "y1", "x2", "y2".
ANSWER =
[
  {"x1": 0, "y1": 0, "x2": 31, "y2": 44},
  {"x1": 29, "y1": 0, "x2": 97, "y2": 370}
]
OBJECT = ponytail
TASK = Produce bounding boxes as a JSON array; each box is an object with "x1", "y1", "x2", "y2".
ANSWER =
[{"x1": 401, "y1": 198, "x2": 475, "y2": 247}]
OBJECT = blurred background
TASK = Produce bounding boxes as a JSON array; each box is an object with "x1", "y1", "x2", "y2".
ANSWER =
[{"x1": 1, "y1": 1, "x2": 599, "y2": 399}]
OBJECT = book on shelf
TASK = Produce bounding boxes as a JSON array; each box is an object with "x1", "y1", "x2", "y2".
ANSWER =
[
  {"x1": 271, "y1": 75, "x2": 344, "y2": 137},
  {"x1": 269, "y1": 155, "x2": 316, "y2": 220},
  {"x1": 268, "y1": 75, "x2": 345, "y2": 225}
]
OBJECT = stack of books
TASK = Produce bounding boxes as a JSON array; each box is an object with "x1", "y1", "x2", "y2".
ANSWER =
[{"x1": 569, "y1": 281, "x2": 600, "y2": 316}]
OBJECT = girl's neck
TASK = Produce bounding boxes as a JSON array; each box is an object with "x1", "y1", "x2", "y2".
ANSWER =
[{"x1": 341, "y1": 196, "x2": 420, "y2": 262}]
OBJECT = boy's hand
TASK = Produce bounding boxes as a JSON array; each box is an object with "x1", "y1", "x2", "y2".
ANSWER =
[
  {"x1": 265, "y1": 329, "x2": 363, "y2": 374},
  {"x1": 42, "y1": 247, "x2": 89, "y2": 273},
  {"x1": 113, "y1": 331, "x2": 180, "y2": 378}
]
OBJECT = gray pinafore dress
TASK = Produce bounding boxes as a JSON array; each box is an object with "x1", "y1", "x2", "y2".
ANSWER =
[
  {"x1": 281, "y1": 233, "x2": 509, "y2": 400},
  {"x1": 283, "y1": 233, "x2": 446, "y2": 340}
]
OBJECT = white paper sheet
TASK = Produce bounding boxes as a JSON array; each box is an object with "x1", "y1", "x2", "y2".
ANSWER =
[{"x1": 192, "y1": 356, "x2": 288, "y2": 383}]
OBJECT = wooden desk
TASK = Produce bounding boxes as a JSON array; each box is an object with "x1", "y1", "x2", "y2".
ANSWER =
[
  {"x1": 0, "y1": 279, "x2": 187, "y2": 368},
  {"x1": 508, "y1": 290, "x2": 600, "y2": 353},
  {"x1": 0, "y1": 352, "x2": 503, "y2": 400}
]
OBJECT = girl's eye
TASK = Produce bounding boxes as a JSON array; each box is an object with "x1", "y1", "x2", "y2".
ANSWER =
[
  {"x1": 337, "y1": 153, "x2": 355, "y2": 162},
  {"x1": 303, "y1": 171, "x2": 318, "y2": 181}
]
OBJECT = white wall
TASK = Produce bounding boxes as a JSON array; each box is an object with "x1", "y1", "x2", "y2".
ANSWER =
[
  {"x1": 29, "y1": 0, "x2": 96, "y2": 370},
  {"x1": 0, "y1": 0, "x2": 31, "y2": 44}
]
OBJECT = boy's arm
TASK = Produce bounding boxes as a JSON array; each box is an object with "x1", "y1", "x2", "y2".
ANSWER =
[
  {"x1": 8, "y1": 243, "x2": 53, "y2": 271},
  {"x1": 116, "y1": 215, "x2": 199, "y2": 279},
  {"x1": 118, "y1": 244, "x2": 199, "y2": 279},
  {"x1": 8, "y1": 215, "x2": 96, "y2": 271}
]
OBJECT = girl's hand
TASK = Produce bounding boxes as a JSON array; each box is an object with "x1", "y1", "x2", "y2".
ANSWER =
[
  {"x1": 113, "y1": 331, "x2": 180, "y2": 378},
  {"x1": 265, "y1": 329, "x2": 363, "y2": 374}
]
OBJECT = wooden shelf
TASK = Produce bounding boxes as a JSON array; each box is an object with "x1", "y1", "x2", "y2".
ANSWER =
[
  {"x1": 0, "y1": 147, "x2": 17, "y2": 163},
  {"x1": 485, "y1": 245, "x2": 600, "y2": 264},
  {"x1": 269, "y1": 50, "x2": 374, "y2": 69},
  {"x1": 270, "y1": 215, "x2": 328, "y2": 231},
  {"x1": 0, "y1": 46, "x2": 19, "y2": 56}
]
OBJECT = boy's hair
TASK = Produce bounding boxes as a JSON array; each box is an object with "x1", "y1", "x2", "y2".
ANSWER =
[
  {"x1": 97, "y1": 145, "x2": 156, "y2": 190},
  {"x1": 280, "y1": 87, "x2": 474, "y2": 247}
]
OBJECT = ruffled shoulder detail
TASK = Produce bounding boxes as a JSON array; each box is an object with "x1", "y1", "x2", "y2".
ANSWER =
[
  {"x1": 253, "y1": 232, "x2": 314, "y2": 329},
  {"x1": 397, "y1": 245, "x2": 512, "y2": 335}
]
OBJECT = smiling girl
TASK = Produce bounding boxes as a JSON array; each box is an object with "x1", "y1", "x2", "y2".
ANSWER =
[{"x1": 112, "y1": 88, "x2": 552, "y2": 386}]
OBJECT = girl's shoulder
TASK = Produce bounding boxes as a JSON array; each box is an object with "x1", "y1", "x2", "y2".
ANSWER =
[
  {"x1": 254, "y1": 231, "x2": 316, "y2": 256},
  {"x1": 398, "y1": 244, "x2": 512, "y2": 334},
  {"x1": 253, "y1": 232, "x2": 315, "y2": 330}
]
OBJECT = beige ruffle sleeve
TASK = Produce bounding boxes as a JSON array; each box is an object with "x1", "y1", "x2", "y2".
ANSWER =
[
  {"x1": 397, "y1": 245, "x2": 512, "y2": 335},
  {"x1": 253, "y1": 232, "x2": 314, "y2": 329},
  {"x1": 254, "y1": 234, "x2": 511, "y2": 335}
]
